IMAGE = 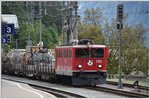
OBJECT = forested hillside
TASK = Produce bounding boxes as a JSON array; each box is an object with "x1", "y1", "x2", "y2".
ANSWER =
[{"x1": 2, "y1": 1, "x2": 63, "y2": 49}]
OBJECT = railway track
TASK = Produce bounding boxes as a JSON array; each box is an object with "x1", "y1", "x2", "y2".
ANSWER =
[
  {"x1": 85, "y1": 85, "x2": 149, "y2": 98},
  {"x1": 106, "y1": 81, "x2": 149, "y2": 91},
  {"x1": 2, "y1": 75, "x2": 148, "y2": 98},
  {"x1": 30, "y1": 84, "x2": 86, "y2": 98}
]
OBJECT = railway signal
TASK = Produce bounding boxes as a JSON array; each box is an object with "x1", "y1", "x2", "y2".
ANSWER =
[
  {"x1": 117, "y1": 4, "x2": 124, "y2": 89},
  {"x1": 117, "y1": 4, "x2": 123, "y2": 21}
]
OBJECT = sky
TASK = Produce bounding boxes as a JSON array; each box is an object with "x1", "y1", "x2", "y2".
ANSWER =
[
  {"x1": 78, "y1": 1, "x2": 149, "y2": 46},
  {"x1": 78, "y1": 1, "x2": 149, "y2": 27}
]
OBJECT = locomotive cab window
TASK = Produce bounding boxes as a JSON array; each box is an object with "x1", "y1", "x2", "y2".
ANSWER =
[
  {"x1": 91, "y1": 48, "x2": 104, "y2": 58},
  {"x1": 75, "y1": 48, "x2": 89, "y2": 58},
  {"x1": 69, "y1": 49, "x2": 72, "y2": 58},
  {"x1": 64, "y1": 49, "x2": 67, "y2": 58}
]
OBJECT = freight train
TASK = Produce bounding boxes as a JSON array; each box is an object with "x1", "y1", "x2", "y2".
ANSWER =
[{"x1": 2, "y1": 39, "x2": 109, "y2": 86}]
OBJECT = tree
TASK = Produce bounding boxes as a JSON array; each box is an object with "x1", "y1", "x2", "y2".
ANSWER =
[
  {"x1": 2, "y1": 44, "x2": 10, "y2": 53},
  {"x1": 101, "y1": 12, "x2": 148, "y2": 76},
  {"x1": 83, "y1": 7, "x2": 103, "y2": 26},
  {"x1": 121, "y1": 24, "x2": 148, "y2": 75},
  {"x1": 103, "y1": 18, "x2": 119, "y2": 74},
  {"x1": 78, "y1": 22, "x2": 105, "y2": 44},
  {"x1": 78, "y1": 7, "x2": 148, "y2": 76},
  {"x1": 1, "y1": 1, "x2": 62, "y2": 49},
  {"x1": 77, "y1": 7, "x2": 105, "y2": 44},
  {"x1": 16, "y1": 20, "x2": 60, "y2": 49},
  {"x1": 104, "y1": 20, "x2": 148, "y2": 75}
]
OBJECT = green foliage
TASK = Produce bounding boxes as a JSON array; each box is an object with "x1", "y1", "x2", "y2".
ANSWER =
[
  {"x1": 78, "y1": 7, "x2": 105, "y2": 44},
  {"x1": 121, "y1": 24, "x2": 148, "y2": 75},
  {"x1": 106, "y1": 22, "x2": 148, "y2": 75},
  {"x1": 17, "y1": 21, "x2": 60, "y2": 49},
  {"x1": 2, "y1": 44, "x2": 10, "y2": 53},
  {"x1": 83, "y1": 7, "x2": 103, "y2": 26},
  {"x1": 2, "y1": 2, "x2": 62, "y2": 49},
  {"x1": 78, "y1": 22, "x2": 105, "y2": 44},
  {"x1": 78, "y1": 7, "x2": 148, "y2": 76}
]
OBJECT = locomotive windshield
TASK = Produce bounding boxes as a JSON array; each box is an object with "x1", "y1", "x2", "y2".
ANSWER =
[
  {"x1": 75, "y1": 48, "x2": 104, "y2": 58},
  {"x1": 75, "y1": 48, "x2": 89, "y2": 58},
  {"x1": 91, "y1": 48, "x2": 104, "y2": 58}
]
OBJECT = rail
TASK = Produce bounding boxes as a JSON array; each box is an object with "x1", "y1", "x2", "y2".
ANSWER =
[
  {"x1": 106, "y1": 81, "x2": 149, "y2": 91},
  {"x1": 2, "y1": 75, "x2": 148, "y2": 98},
  {"x1": 30, "y1": 84, "x2": 86, "y2": 98},
  {"x1": 85, "y1": 85, "x2": 149, "y2": 98}
]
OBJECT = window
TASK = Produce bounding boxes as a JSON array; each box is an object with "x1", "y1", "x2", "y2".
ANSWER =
[
  {"x1": 68, "y1": 49, "x2": 72, "y2": 58},
  {"x1": 91, "y1": 48, "x2": 104, "y2": 58},
  {"x1": 75, "y1": 48, "x2": 89, "y2": 58},
  {"x1": 58, "y1": 50, "x2": 60, "y2": 57},
  {"x1": 56, "y1": 49, "x2": 62, "y2": 58},
  {"x1": 75, "y1": 48, "x2": 104, "y2": 58},
  {"x1": 66, "y1": 49, "x2": 68, "y2": 58},
  {"x1": 64, "y1": 49, "x2": 66, "y2": 58},
  {"x1": 60, "y1": 50, "x2": 62, "y2": 57},
  {"x1": 56, "y1": 50, "x2": 58, "y2": 57}
]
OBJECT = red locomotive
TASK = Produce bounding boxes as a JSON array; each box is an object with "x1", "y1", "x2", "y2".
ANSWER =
[{"x1": 55, "y1": 39, "x2": 109, "y2": 85}]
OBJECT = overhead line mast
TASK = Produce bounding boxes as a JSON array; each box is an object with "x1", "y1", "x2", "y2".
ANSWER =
[{"x1": 61, "y1": 1, "x2": 79, "y2": 45}]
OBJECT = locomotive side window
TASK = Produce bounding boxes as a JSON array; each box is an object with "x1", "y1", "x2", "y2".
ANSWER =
[
  {"x1": 66, "y1": 49, "x2": 68, "y2": 58},
  {"x1": 56, "y1": 49, "x2": 62, "y2": 58},
  {"x1": 58, "y1": 50, "x2": 60, "y2": 57},
  {"x1": 57, "y1": 50, "x2": 59, "y2": 57},
  {"x1": 60, "y1": 50, "x2": 62, "y2": 57},
  {"x1": 64, "y1": 49, "x2": 66, "y2": 58},
  {"x1": 59, "y1": 49, "x2": 62, "y2": 57},
  {"x1": 91, "y1": 48, "x2": 104, "y2": 58},
  {"x1": 58, "y1": 49, "x2": 61, "y2": 57},
  {"x1": 69, "y1": 49, "x2": 72, "y2": 58},
  {"x1": 75, "y1": 48, "x2": 89, "y2": 58}
]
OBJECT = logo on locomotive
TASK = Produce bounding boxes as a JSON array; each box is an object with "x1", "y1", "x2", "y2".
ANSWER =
[{"x1": 87, "y1": 60, "x2": 93, "y2": 66}]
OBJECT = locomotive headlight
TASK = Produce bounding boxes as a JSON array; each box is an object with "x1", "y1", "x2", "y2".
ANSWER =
[
  {"x1": 98, "y1": 65, "x2": 103, "y2": 68},
  {"x1": 78, "y1": 65, "x2": 82, "y2": 68}
]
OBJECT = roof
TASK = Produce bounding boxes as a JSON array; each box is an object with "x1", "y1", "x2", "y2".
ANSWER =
[
  {"x1": 2, "y1": 14, "x2": 19, "y2": 29},
  {"x1": 56, "y1": 44, "x2": 106, "y2": 48}
]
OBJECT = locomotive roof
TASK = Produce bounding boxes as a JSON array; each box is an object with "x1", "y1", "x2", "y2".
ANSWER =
[{"x1": 55, "y1": 44, "x2": 106, "y2": 48}]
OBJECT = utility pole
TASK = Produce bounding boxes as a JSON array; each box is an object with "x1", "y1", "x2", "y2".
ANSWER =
[
  {"x1": 31, "y1": 2, "x2": 37, "y2": 45},
  {"x1": 15, "y1": 34, "x2": 18, "y2": 49},
  {"x1": 39, "y1": 2, "x2": 43, "y2": 47},
  {"x1": 69, "y1": 6, "x2": 73, "y2": 40},
  {"x1": 61, "y1": 1, "x2": 79, "y2": 45},
  {"x1": 26, "y1": 2, "x2": 32, "y2": 46},
  {"x1": 117, "y1": 4, "x2": 124, "y2": 89},
  {"x1": 73, "y1": 1, "x2": 79, "y2": 40}
]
